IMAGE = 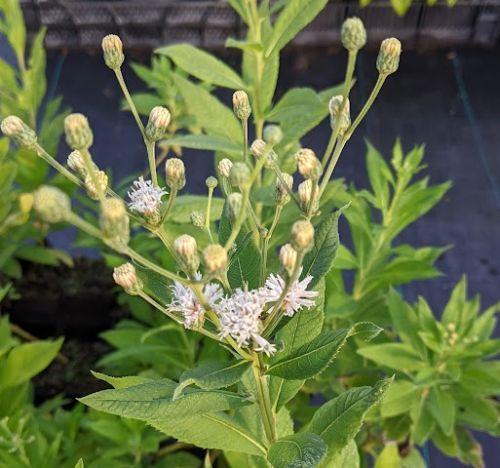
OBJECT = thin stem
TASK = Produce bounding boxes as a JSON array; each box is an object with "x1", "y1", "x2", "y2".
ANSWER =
[
  {"x1": 114, "y1": 68, "x2": 146, "y2": 139},
  {"x1": 306, "y1": 179, "x2": 318, "y2": 219},
  {"x1": 318, "y1": 137, "x2": 347, "y2": 199},
  {"x1": 35, "y1": 144, "x2": 83, "y2": 188},
  {"x1": 242, "y1": 118, "x2": 249, "y2": 165},
  {"x1": 162, "y1": 188, "x2": 177, "y2": 223},
  {"x1": 146, "y1": 139, "x2": 158, "y2": 187},
  {"x1": 205, "y1": 186, "x2": 215, "y2": 242},
  {"x1": 156, "y1": 442, "x2": 193, "y2": 459},
  {"x1": 251, "y1": 353, "x2": 277, "y2": 443},
  {"x1": 260, "y1": 204, "x2": 283, "y2": 284},
  {"x1": 270, "y1": 162, "x2": 302, "y2": 210}
]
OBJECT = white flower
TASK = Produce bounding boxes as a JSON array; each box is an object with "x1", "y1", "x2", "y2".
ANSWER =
[
  {"x1": 168, "y1": 276, "x2": 223, "y2": 329},
  {"x1": 127, "y1": 177, "x2": 166, "y2": 215},
  {"x1": 215, "y1": 288, "x2": 276, "y2": 355},
  {"x1": 262, "y1": 269, "x2": 318, "y2": 317}
]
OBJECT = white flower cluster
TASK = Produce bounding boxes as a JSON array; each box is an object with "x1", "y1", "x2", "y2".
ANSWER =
[
  {"x1": 127, "y1": 177, "x2": 166, "y2": 215},
  {"x1": 167, "y1": 270, "x2": 318, "y2": 356}
]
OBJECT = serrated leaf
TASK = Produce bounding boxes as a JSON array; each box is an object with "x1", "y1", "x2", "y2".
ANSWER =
[
  {"x1": 91, "y1": 371, "x2": 155, "y2": 389},
  {"x1": 302, "y1": 205, "x2": 348, "y2": 287},
  {"x1": 267, "y1": 322, "x2": 381, "y2": 379},
  {"x1": 156, "y1": 44, "x2": 244, "y2": 89},
  {"x1": 268, "y1": 432, "x2": 327, "y2": 468},
  {"x1": 307, "y1": 379, "x2": 392, "y2": 455}
]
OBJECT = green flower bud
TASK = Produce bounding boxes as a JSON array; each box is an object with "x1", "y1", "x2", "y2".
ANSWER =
[
  {"x1": 102, "y1": 34, "x2": 124, "y2": 70},
  {"x1": 100, "y1": 197, "x2": 130, "y2": 248},
  {"x1": 250, "y1": 139, "x2": 267, "y2": 158},
  {"x1": 64, "y1": 113, "x2": 93, "y2": 150},
  {"x1": 190, "y1": 210, "x2": 206, "y2": 228},
  {"x1": 232, "y1": 90, "x2": 251, "y2": 120},
  {"x1": 113, "y1": 263, "x2": 143, "y2": 295},
  {"x1": 225, "y1": 193, "x2": 243, "y2": 221},
  {"x1": 174, "y1": 234, "x2": 200, "y2": 273},
  {"x1": 218, "y1": 158, "x2": 233, "y2": 178},
  {"x1": 165, "y1": 158, "x2": 186, "y2": 190},
  {"x1": 67, "y1": 150, "x2": 95, "y2": 177},
  {"x1": 203, "y1": 244, "x2": 228, "y2": 273},
  {"x1": 263, "y1": 125, "x2": 283, "y2": 146},
  {"x1": 84, "y1": 170, "x2": 108, "y2": 200},
  {"x1": 341, "y1": 17, "x2": 367, "y2": 52},
  {"x1": 279, "y1": 243, "x2": 297, "y2": 275},
  {"x1": 295, "y1": 148, "x2": 322, "y2": 180},
  {"x1": 298, "y1": 179, "x2": 318, "y2": 213},
  {"x1": 291, "y1": 219, "x2": 314, "y2": 252},
  {"x1": 275, "y1": 172, "x2": 293, "y2": 205},
  {"x1": 145, "y1": 106, "x2": 171, "y2": 142},
  {"x1": 206, "y1": 176, "x2": 218, "y2": 189},
  {"x1": 377, "y1": 38, "x2": 402, "y2": 75},
  {"x1": 1, "y1": 116, "x2": 37, "y2": 149},
  {"x1": 33, "y1": 185, "x2": 71, "y2": 224},
  {"x1": 229, "y1": 162, "x2": 251, "y2": 188},
  {"x1": 329, "y1": 95, "x2": 351, "y2": 135}
]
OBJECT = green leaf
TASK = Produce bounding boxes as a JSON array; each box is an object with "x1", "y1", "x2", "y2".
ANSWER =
[
  {"x1": 265, "y1": 0, "x2": 329, "y2": 57},
  {"x1": 390, "y1": 0, "x2": 413, "y2": 16},
  {"x1": 227, "y1": 0, "x2": 251, "y2": 24},
  {"x1": 156, "y1": 44, "x2": 245, "y2": 89},
  {"x1": 380, "y1": 380, "x2": 420, "y2": 418},
  {"x1": 74, "y1": 459, "x2": 84, "y2": 468},
  {"x1": 320, "y1": 439, "x2": 359, "y2": 468},
  {"x1": 374, "y1": 442, "x2": 400, "y2": 468},
  {"x1": 79, "y1": 379, "x2": 251, "y2": 420},
  {"x1": 0, "y1": 338, "x2": 63, "y2": 389},
  {"x1": 152, "y1": 412, "x2": 267, "y2": 456},
  {"x1": 268, "y1": 432, "x2": 327, "y2": 468},
  {"x1": 170, "y1": 195, "x2": 224, "y2": 223},
  {"x1": 302, "y1": 205, "x2": 347, "y2": 287},
  {"x1": 162, "y1": 134, "x2": 241, "y2": 154},
  {"x1": 91, "y1": 371, "x2": 155, "y2": 389},
  {"x1": 357, "y1": 343, "x2": 423, "y2": 372},
  {"x1": 172, "y1": 74, "x2": 242, "y2": 143},
  {"x1": 176, "y1": 360, "x2": 250, "y2": 394},
  {"x1": 428, "y1": 386, "x2": 455, "y2": 436},
  {"x1": 267, "y1": 322, "x2": 381, "y2": 379},
  {"x1": 365, "y1": 142, "x2": 393, "y2": 211},
  {"x1": 307, "y1": 379, "x2": 392, "y2": 456}
]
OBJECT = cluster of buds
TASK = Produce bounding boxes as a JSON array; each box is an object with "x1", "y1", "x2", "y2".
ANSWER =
[
  {"x1": 113, "y1": 263, "x2": 143, "y2": 295},
  {"x1": 377, "y1": 37, "x2": 402, "y2": 76},
  {"x1": 1, "y1": 116, "x2": 37, "y2": 149},
  {"x1": 291, "y1": 220, "x2": 315, "y2": 253},
  {"x1": 33, "y1": 186, "x2": 72, "y2": 224},
  {"x1": 100, "y1": 197, "x2": 130, "y2": 249},
  {"x1": 65, "y1": 113, "x2": 93, "y2": 151},
  {"x1": 102, "y1": 34, "x2": 124, "y2": 70},
  {"x1": 174, "y1": 234, "x2": 200, "y2": 275},
  {"x1": 203, "y1": 244, "x2": 228, "y2": 273},
  {"x1": 279, "y1": 243, "x2": 298, "y2": 276},
  {"x1": 275, "y1": 172, "x2": 294, "y2": 205},
  {"x1": 165, "y1": 158, "x2": 186, "y2": 190},
  {"x1": 295, "y1": 148, "x2": 322, "y2": 180},
  {"x1": 329, "y1": 96, "x2": 351, "y2": 135},
  {"x1": 232, "y1": 90, "x2": 251, "y2": 121},
  {"x1": 145, "y1": 106, "x2": 171, "y2": 142}
]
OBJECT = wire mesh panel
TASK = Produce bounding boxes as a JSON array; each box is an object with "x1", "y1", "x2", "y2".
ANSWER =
[{"x1": 19, "y1": 0, "x2": 500, "y2": 50}]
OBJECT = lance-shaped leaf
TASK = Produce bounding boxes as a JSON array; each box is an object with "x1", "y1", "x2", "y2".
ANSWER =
[
  {"x1": 156, "y1": 44, "x2": 245, "y2": 89},
  {"x1": 79, "y1": 379, "x2": 251, "y2": 420},
  {"x1": 307, "y1": 379, "x2": 392, "y2": 455},
  {"x1": 268, "y1": 432, "x2": 328, "y2": 468},
  {"x1": 302, "y1": 205, "x2": 349, "y2": 287},
  {"x1": 162, "y1": 135, "x2": 241, "y2": 154},
  {"x1": 266, "y1": 322, "x2": 381, "y2": 380}
]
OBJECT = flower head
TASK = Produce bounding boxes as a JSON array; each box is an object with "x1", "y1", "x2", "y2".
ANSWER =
[
  {"x1": 127, "y1": 177, "x2": 166, "y2": 216},
  {"x1": 262, "y1": 270, "x2": 318, "y2": 317}
]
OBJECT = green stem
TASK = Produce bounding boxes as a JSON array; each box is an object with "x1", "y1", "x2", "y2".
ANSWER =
[
  {"x1": 146, "y1": 139, "x2": 158, "y2": 187},
  {"x1": 251, "y1": 353, "x2": 276, "y2": 443},
  {"x1": 114, "y1": 68, "x2": 146, "y2": 139},
  {"x1": 270, "y1": 162, "x2": 301, "y2": 210},
  {"x1": 260, "y1": 204, "x2": 283, "y2": 284},
  {"x1": 162, "y1": 188, "x2": 177, "y2": 223},
  {"x1": 242, "y1": 118, "x2": 249, "y2": 165},
  {"x1": 205, "y1": 186, "x2": 215, "y2": 242},
  {"x1": 35, "y1": 144, "x2": 83, "y2": 188}
]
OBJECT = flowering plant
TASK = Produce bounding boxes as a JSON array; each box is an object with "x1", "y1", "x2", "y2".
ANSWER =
[{"x1": 1, "y1": 8, "x2": 403, "y2": 464}]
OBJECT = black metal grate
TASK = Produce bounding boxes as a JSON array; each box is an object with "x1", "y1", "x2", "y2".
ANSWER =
[{"x1": 19, "y1": 0, "x2": 500, "y2": 50}]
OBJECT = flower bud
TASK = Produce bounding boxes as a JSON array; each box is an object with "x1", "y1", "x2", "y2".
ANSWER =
[
  {"x1": 264, "y1": 125, "x2": 283, "y2": 146},
  {"x1": 1, "y1": 116, "x2": 37, "y2": 148},
  {"x1": 113, "y1": 263, "x2": 143, "y2": 295},
  {"x1": 145, "y1": 106, "x2": 171, "y2": 142},
  {"x1": 165, "y1": 158, "x2": 186, "y2": 190},
  {"x1": 295, "y1": 148, "x2": 322, "y2": 180},
  {"x1": 67, "y1": 150, "x2": 93, "y2": 177},
  {"x1": 206, "y1": 176, "x2": 218, "y2": 189},
  {"x1": 174, "y1": 234, "x2": 200, "y2": 273},
  {"x1": 279, "y1": 243, "x2": 297, "y2": 274},
  {"x1": 33, "y1": 186, "x2": 71, "y2": 224},
  {"x1": 329, "y1": 96, "x2": 351, "y2": 134},
  {"x1": 377, "y1": 38, "x2": 402, "y2": 75},
  {"x1": 298, "y1": 179, "x2": 319, "y2": 213},
  {"x1": 341, "y1": 17, "x2": 367, "y2": 52},
  {"x1": 190, "y1": 210, "x2": 206, "y2": 228},
  {"x1": 275, "y1": 172, "x2": 293, "y2": 205},
  {"x1": 218, "y1": 158, "x2": 233, "y2": 178},
  {"x1": 84, "y1": 170, "x2": 108, "y2": 200},
  {"x1": 100, "y1": 197, "x2": 130, "y2": 248},
  {"x1": 19, "y1": 193, "x2": 34, "y2": 214},
  {"x1": 250, "y1": 139, "x2": 267, "y2": 159},
  {"x1": 229, "y1": 162, "x2": 251, "y2": 188},
  {"x1": 203, "y1": 244, "x2": 228, "y2": 273},
  {"x1": 102, "y1": 34, "x2": 124, "y2": 70},
  {"x1": 291, "y1": 220, "x2": 315, "y2": 252},
  {"x1": 225, "y1": 193, "x2": 243, "y2": 221},
  {"x1": 64, "y1": 113, "x2": 93, "y2": 150},
  {"x1": 232, "y1": 90, "x2": 251, "y2": 120}
]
